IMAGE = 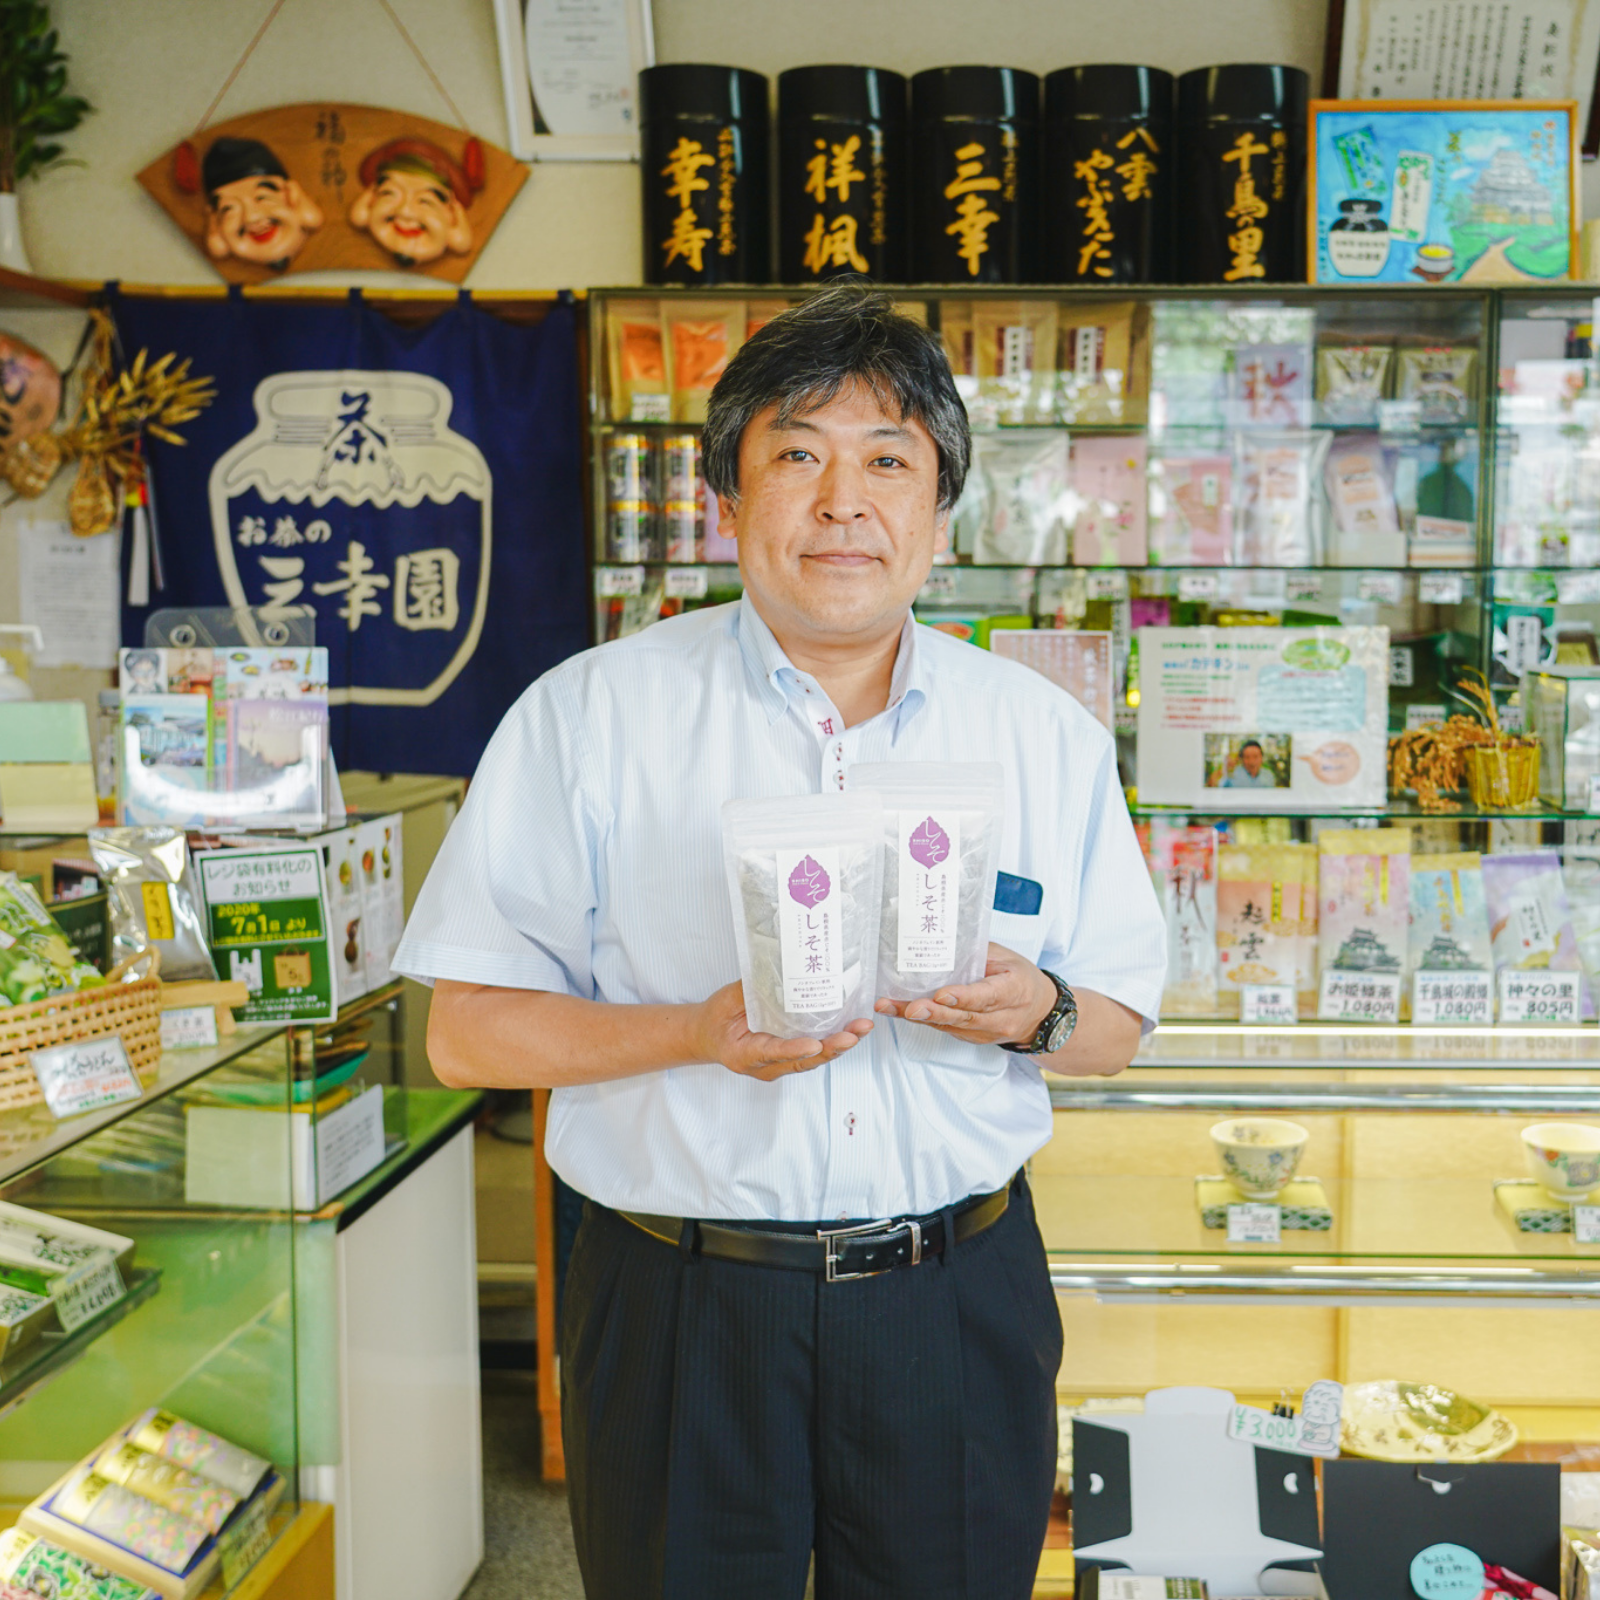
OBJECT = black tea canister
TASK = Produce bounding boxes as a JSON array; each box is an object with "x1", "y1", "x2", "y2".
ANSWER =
[
  {"x1": 911, "y1": 66, "x2": 1038, "y2": 283},
  {"x1": 1042, "y1": 64, "x2": 1173, "y2": 283},
  {"x1": 640, "y1": 64, "x2": 771, "y2": 285},
  {"x1": 778, "y1": 65, "x2": 908, "y2": 283},
  {"x1": 1175, "y1": 63, "x2": 1309, "y2": 284}
]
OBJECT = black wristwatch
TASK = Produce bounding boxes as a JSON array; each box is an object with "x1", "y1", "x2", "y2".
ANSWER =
[{"x1": 1001, "y1": 969, "x2": 1078, "y2": 1056}]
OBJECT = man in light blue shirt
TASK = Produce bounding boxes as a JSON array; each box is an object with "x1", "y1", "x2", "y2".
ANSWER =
[
  {"x1": 398, "y1": 287, "x2": 1165, "y2": 1599},
  {"x1": 1223, "y1": 738, "x2": 1280, "y2": 788}
]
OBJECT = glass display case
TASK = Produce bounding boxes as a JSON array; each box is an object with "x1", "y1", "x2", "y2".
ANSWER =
[{"x1": 586, "y1": 286, "x2": 1600, "y2": 1590}]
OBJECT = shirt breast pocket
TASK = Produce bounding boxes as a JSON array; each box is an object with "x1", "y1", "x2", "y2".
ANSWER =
[{"x1": 990, "y1": 872, "x2": 1046, "y2": 962}]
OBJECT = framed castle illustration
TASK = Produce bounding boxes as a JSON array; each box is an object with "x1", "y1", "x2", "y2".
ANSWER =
[{"x1": 1308, "y1": 100, "x2": 1577, "y2": 284}]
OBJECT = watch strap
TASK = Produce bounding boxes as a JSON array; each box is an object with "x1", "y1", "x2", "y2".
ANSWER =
[{"x1": 1000, "y1": 969, "x2": 1075, "y2": 1056}]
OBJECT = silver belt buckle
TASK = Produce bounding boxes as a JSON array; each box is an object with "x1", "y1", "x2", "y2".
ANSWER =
[{"x1": 817, "y1": 1217, "x2": 921, "y2": 1283}]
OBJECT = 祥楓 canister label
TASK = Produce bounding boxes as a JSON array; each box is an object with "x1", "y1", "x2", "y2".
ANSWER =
[
  {"x1": 897, "y1": 811, "x2": 961, "y2": 972},
  {"x1": 775, "y1": 846, "x2": 843, "y2": 1012}
]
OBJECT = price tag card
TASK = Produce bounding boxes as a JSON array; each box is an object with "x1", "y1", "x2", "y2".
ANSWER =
[
  {"x1": 1226, "y1": 1383, "x2": 1343, "y2": 1455},
  {"x1": 1589, "y1": 773, "x2": 1600, "y2": 814},
  {"x1": 29, "y1": 1034, "x2": 142, "y2": 1120},
  {"x1": 1412, "y1": 970, "x2": 1493, "y2": 1025},
  {"x1": 920, "y1": 571, "x2": 956, "y2": 599},
  {"x1": 1285, "y1": 574, "x2": 1322, "y2": 601},
  {"x1": 1574, "y1": 1204, "x2": 1600, "y2": 1243},
  {"x1": 1418, "y1": 572, "x2": 1465, "y2": 605},
  {"x1": 1177, "y1": 572, "x2": 1220, "y2": 600},
  {"x1": 1227, "y1": 1203, "x2": 1281, "y2": 1243},
  {"x1": 1558, "y1": 571, "x2": 1600, "y2": 604},
  {"x1": 218, "y1": 1495, "x2": 274, "y2": 1590},
  {"x1": 628, "y1": 394, "x2": 670, "y2": 423},
  {"x1": 314, "y1": 1083, "x2": 388, "y2": 1206},
  {"x1": 1087, "y1": 570, "x2": 1128, "y2": 600},
  {"x1": 159, "y1": 1005, "x2": 219, "y2": 1051},
  {"x1": 50, "y1": 1251, "x2": 126, "y2": 1333},
  {"x1": 1319, "y1": 969, "x2": 1402, "y2": 1023},
  {"x1": 663, "y1": 566, "x2": 708, "y2": 599},
  {"x1": 1406, "y1": 703, "x2": 1447, "y2": 730},
  {"x1": 1240, "y1": 984, "x2": 1298, "y2": 1026},
  {"x1": 1358, "y1": 572, "x2": 1404, "y2": 605},
  {"x1": 1499, "y1": 969, "x2": 1581, "y2": 1024},
  {"x1": 598, "y1": 565, "x2": 645, "y2": 597}
]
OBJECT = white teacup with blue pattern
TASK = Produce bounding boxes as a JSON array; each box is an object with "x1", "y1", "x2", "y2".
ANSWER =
[
  {"x1": 1522, "y1": 1122, "x2": 1600, "y2": 1202},
  {"x1": 1211, "y1": 1117, "x2": 1310, "y2": 1201}
]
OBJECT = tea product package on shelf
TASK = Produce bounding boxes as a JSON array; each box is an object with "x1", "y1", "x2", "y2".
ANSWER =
[
  {"x1": 721, "y1": 794, "x2": 883, "y2": 1039},
  {"x1": 1055, "y1": 301, "x2": 1140, "y2": 423},
  {"x1": 89, "y1": 827, "x2": 216, "y2": 983},
  {"x1": 0, "y1": 873, "x2": 104, "y2": 1006},
  {"x1": 1228, "y1": 342, "x2": 1312, "y2": 427},
  {"x1": 1317, "y1": 828, "x2": 1411, "y2": 977},
  {"x1": 1316, "y1": 344, "x2": 1392, "y2": 425},
  {"x1": 1395, "y1": 345, "x2": 1477, "y2": 425},
  {"x1": 48, "y1": 1471, "x2": 209, "y2": 1576},
  {"x1": 1145, "y1": 822, "x2": 1218, "y2": 1016},
  {"x1": 1236, "y1": 432, "x2": 1330, "y2": 565},
  {"x1": 661, "y1": 300, "x2": 744, "y2": 425},
  {"x1": 1216, "y1": 842, "x2": 1316, "y2": 1012},
  {"x1": 0, "y1": 1527, "x2": 157, "y2": 1600},
  {"x1": 973, "y1": 301, "x2": 1058, "y2": 426},
  {"x1": 126, "y1": 1410, "x2": 270, "y2": 1500},
  {"x1": 91, "y1": 1443, "x2": 236, "y2": 1538},
  {"x1": 847, "y1": 763, "x2": 1004, "y2": 1003},
  {"x1": 1070, "y1": 436, "x2": 1149, "y2": 565},
  {"x1": 1482, "y1": 850, "x2": 1584, "y2": 972},
  {"x1": 988, "y1": 629, "x2": 1114, "y2": 729},
  {"x1": 1527, "y1": 666, "x2": 1600, "y2": 810},
  {"x1": 938, "y1": 301, "x2": 978, "y2": 412},
  {"x1": 1148, "y1": 451, "x2": 1233, "y2": 565},
  {"x1": 1325, "y1": 433, "x2": 1403, "y2": 566},
  {"x1": 1407, "y1": 851, "x2": 1493, "y2": 974},
  {"x1": 968, "y1": 432, "x2": 1072, "y2": 565},
  {"x1": 604, "y1": 299, "x2": 670, "y2": 422}
]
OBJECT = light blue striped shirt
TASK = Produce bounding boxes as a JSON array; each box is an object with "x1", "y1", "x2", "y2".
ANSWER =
[{"x1": 395, "y1": 596, "x2": 1165, "y2": 1220}]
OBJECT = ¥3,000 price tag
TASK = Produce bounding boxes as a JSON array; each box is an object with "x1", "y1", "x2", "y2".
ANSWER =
[
  {"x1": 29, "y1": 1034, "x2": 142, "y2": 1119},
  {"x1": 1227, "y1": 1203, "x2": 1281, "y2": 1243},
  {"x1": 1412, "y1": 970, "x2": 1492, "y2": 1025},
  {"x1": 50, "y1": 1252, "x2": 126, "y2": 1334},
  {"x1": 159, "y1": 1005, "x2": 218, "y2": 1050},
  {"x1": 1240, "y1": 984, "x2": 1297, "y2": 1026},
  {"x1": 1319, "y1": 969, "x2": 1402, "y2": 1023},
  {"x1": 1226, "y1": 1381, "x2": 1344, "y2": 1456},
  {"x1": 1499, "y1": 970, "x2": 1580, "y2": 1024},
  {"x1": 1573, "y1": 1205, "x2": 1600, "y2": 1244}
]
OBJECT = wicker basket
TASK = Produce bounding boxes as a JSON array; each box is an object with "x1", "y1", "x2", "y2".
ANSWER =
[
  {"x1": 1466, "y1": 741, "x2": 1540, "y2": 809},
  {"x1": 0, "y1": 948, "x2": 162, "y2": 1112}
]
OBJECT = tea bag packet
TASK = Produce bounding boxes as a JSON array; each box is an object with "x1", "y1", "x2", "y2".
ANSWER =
[
  {"x1": 126, "y1": 1408, "x2": 270, "y2": 1499},
  {"x1": 1324, "y1": 433, "x2": 1401, "y2": 565},
  {"x1": 604, "y1": 299, "x2": 669, "y2": 422},
  {"x1": 969, "y1": 432, "x2": 1072, "y2": 565},
  {"x1": 661, "y1": 300, "x2": 744, "y2": 424},
  {"x1": 0, "y1": 874, "x2": 103, "y2": 1006},
  {"x1": 1316, "y1": 344, "x2": 1392, "y2": 425},
  {"x1": 847, "y1": 763, "x2": 1004, "y2": 1004},
  {"x1": 1236, "y1": 432, "x2": 1330, "y2": 565},
  {"x1": 1145, "y1": 821, "x2": 1218, "y2": 1016},
  {"x1": 1407, "y1": 851, "x2": 1493, "y2": 974},
  {"x1": 721, "y1": 794, "x2": 883, "y2": 1040},
  {"x1": 1148, "y1": 451, "x2": 1232, "y2": 565},
  {"x1": 1216, "y1": 843, "x2": 1315, "y2": 1013},
  {"x1": 51, "y1": 1470, "x2": 209, "y2": 1575},
  {"x1": 938, "y1": 301, "x2": 978, "y2": 414},
  {"x1": 1317, "y1": 828, "x2": 1411, "y2": 977},
  {"x1": 89, "y1": 826, "x2": 217, "y2": 982},
  {"x1": 1396, "y1": 346, "x2": 1477, "y2": 425},
  {"x1": 0, "y1": 1526, "x2": 157, "y2": 1600},
  {"x1": 974, "y1": 301, "x2": 1058, "y2": 426},
  {"x1": 92, "y1": 1441, "x2": 238, "y2": 1536},
  {"x1": 1482, "y1": 850, "x2": 1584, "y2": 973}
]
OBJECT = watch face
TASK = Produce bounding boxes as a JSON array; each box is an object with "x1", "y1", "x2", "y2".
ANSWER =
[{"x1": 1044, "y1": 1013, "x2": 1072, "y2": 1054}]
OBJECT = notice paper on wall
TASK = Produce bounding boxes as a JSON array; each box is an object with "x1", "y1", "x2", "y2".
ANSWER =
[{"x1": 17, "y1": 520, "x2": 119, "y2": 670}]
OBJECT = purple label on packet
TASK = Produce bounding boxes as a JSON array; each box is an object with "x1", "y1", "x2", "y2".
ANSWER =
[
  {"x1": 908, "y1": 817, "x2": 952, "y2": 869},
  {"x1": 787, "y1": 855, "x2": 832, "y2": 908}
]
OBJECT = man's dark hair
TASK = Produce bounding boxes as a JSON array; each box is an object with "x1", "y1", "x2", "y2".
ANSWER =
[
  {"x1": 702, "y1": 285, "x2": 970, "y2": 511},
  {"x1": 1239, "y1": 739, "x2": 1263, "y2": 754}
]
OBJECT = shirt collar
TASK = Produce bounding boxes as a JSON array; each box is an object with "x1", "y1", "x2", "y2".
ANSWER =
[{"x1": 735, "y1": 594, "x2": 929, "y2": 739}]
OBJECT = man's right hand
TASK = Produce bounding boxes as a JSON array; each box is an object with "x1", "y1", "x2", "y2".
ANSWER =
[{"x1": 693, "y1": 981, "x2": 873, "y2": 1083}]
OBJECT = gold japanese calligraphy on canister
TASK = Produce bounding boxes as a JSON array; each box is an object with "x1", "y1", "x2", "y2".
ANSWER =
[
  {"x1": 1176, "y1": 64, "x2": 1308, "y2": 284},
  {"x1": 641, "y1": 64, "x2": 770, "y2": 285},
  {"x1": 778, "y1": 66, "x2": 907, "y2": 283},
  {"x1": 911, "y1": 67, "x2": 1038, "y2": 283}
]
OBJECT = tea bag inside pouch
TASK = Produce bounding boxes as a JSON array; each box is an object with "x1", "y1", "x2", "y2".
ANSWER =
[{"x1": 89, "y1": 825, "x2": 216, "y2": 981}]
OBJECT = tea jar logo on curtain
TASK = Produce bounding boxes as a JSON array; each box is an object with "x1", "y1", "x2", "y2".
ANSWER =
[{"x1": 206, "y1": 370, "x2": 491, "y2": 706}]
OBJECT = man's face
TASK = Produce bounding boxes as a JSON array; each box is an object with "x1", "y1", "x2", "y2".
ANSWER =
[
  {"x1": 205, "y1": 176, "x2": 321, "y2": 267},
  {"x1": 717, "y1": 382, "x2": 949, "y2": 648},
  {"x1": 355, "y1": 170, "x2": 471, "y2": 264},
  {"x1": 1241, "y1": 744, "x2": 1264, "y2": 777}
]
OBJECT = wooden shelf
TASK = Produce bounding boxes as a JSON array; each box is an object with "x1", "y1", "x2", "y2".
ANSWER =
[{"x1": 0, "y1": 267, "x2": 90, "y2": 310}]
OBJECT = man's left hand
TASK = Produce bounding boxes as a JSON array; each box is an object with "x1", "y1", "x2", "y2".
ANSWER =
[{"x1": 874, "y1": 943, "x2": 1054, "y2": 1050}]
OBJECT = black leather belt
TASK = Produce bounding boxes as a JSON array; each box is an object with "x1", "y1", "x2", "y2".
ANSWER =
[{"x1": 619, "y1": 1180, "x2": 1011, "y2": 1282}]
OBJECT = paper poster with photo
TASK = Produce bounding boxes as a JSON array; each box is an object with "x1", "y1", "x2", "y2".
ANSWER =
[{"x1": 1136, "y1": 626, "x2": 1389, "y2": 808}]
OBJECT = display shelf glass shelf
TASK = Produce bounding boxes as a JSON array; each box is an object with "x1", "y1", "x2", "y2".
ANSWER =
[
  {"x1": 0, "y1": 1265, "x2": 160, "y2": 1423},
  {"x1": 1049, "y1": 1078, "x2": 1600, "y2": 1113},
  {"x1": 1116, "y1": 1027, "x2": 1600, "y2": 1070},
  {"x1": 1130, "y1": 799, "x2": 1584, "y2": 821},
  {"x1": 0, "y1": 1025, "x2": 287, "y2": 1192}
]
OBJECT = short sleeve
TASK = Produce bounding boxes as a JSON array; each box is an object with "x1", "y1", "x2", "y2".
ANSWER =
[
  {"x1": 1049, "y1": 728, "x2": 1166, "y2": 1032},
  {"x1": 392, "y1": 673, "x2": 603, "y2": 997}
]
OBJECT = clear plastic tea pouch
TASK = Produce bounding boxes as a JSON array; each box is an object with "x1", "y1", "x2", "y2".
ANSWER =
[
  {"x1": 721, "y1": 793, "x2": 883, "y2": 1040},
  {"x1": 848, "y1": 762, "x2": 1005, "y2": 1002}
]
